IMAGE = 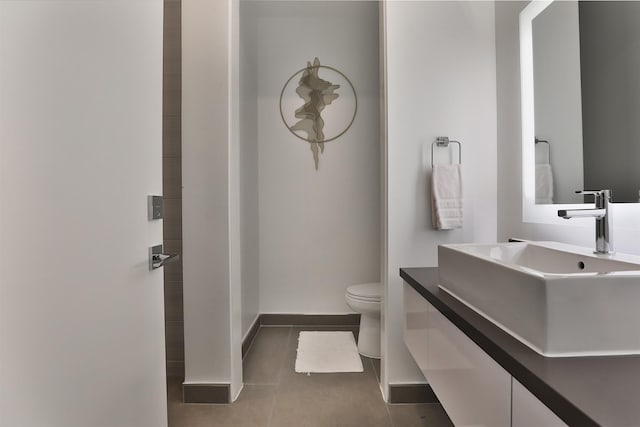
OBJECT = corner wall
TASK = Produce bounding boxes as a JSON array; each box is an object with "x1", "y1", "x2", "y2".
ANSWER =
[
  {"x1": 383, "y1": 0, "x2": 498, "y2": 394},
  {"x1": 182, "y1": 0, "x2": 242, "y2": 400}
]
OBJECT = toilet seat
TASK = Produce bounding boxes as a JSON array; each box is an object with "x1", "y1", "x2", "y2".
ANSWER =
[{"x1": 346, "y1": 283, "x2": 381, "y2": 302}]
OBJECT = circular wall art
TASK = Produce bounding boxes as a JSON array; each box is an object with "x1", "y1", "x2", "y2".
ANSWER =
[{"x1": 279, "y1": 57, "x2": 357, "y2": 170}]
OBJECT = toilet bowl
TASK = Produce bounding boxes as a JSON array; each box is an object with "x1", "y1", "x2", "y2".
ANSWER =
[{"x1": 345, "y1": 283, "x2": 382, "y2": 359}]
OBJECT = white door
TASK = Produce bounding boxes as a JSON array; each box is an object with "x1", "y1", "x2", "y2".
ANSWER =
[{"x1": 0, "y1": 1, "x2": 167, "y2": 426}]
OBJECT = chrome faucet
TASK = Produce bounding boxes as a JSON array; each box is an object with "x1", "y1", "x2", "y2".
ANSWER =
[{"x1": 558, "y1": 190, "x2": 613, "y2": 254}]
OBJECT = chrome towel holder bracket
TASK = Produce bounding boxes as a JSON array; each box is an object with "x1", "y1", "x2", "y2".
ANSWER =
[
  {"x1": 431, "y1": 136, "x2": 462, "y2": 167},
  {"x1": 535, "y1": 137, "x2": 550, "y2": 164}
]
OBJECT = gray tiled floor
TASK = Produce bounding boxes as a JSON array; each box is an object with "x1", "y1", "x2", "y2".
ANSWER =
[{"x1": 168, "y1": 326, "x2": 453, "y2": 427}]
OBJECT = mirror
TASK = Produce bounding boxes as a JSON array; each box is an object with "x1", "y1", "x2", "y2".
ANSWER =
[{"x1": 523, "y1": 0, "x2": 640, "y2": 205}]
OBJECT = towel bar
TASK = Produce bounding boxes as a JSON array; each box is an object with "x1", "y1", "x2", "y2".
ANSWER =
[
  {"x1": 431, "y1": 136, "x2": 462, "y2": 167},
  {"x1": 535, "y1": 137, "x2": 550, "y2": 164}
]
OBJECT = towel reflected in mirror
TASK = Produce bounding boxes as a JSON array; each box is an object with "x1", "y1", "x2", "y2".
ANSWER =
[{"x1": 535, "y1": 163, "x2": 554, "y2": 204}]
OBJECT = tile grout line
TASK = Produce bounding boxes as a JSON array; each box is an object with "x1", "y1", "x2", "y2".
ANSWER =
[
  {"x1": 275, "y1": 326, "x2": 294, "y2": 385},
  {"x1": 373, "y1": 356, "x2": 396, "y2": 427},
  {"x1": 264, "y1": 385, "x2": 279, "y2": 427},
  {"x1": 265, "y1": 326, "x2": 293, "y2": 427}
]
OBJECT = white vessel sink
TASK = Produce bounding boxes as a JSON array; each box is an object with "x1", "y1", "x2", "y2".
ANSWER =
[{"x1": 438, "y1": 241, "x2": 640, "y2": 357}]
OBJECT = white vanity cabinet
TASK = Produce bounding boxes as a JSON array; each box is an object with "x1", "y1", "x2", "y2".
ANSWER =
[
  {"x1": 403, "y1": 283, "x2": 568, "y2": 427},
  {"x1": 403, "y1": 284, "x2": 430, "y2": 373},
  {"x1": 512, "y1": 379, "x2": 568, "y2": 427},
  {"x1": 404, "y1": 284, "x2": 511, "y2": 426}
]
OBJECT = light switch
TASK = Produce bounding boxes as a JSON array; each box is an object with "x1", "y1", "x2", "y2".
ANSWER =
[{"x1": 147, "y1": 195, "x2": 163, "y2": 220}]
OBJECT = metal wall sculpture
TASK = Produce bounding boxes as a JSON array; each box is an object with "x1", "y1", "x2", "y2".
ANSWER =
[{"x1": 280, "y1": 58, "x2": 357, "y2": 170}]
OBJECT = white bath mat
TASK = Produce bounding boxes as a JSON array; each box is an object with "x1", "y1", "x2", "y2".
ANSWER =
[{"x1": 295, "y1": 331, "x2": 364, "y2": 374}]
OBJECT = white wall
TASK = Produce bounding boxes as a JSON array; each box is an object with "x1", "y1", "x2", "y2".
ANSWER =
[
  {"x1": 384, "y1": 0, "x2": 498, "y2": 393},
  {"x1": 496, "y1": 1, "x2": 640, "y2": 255},
  {"x1": 532, "y1": 1, "x2": 583, "y2": 204},
  {"x1": 248, "y1": 1, "x2": 381, "y2": 314},
  {"x1": 182, "y1": 0, "x2": 242, "y2": 399}
]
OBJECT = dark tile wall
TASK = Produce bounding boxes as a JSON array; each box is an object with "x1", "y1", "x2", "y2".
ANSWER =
[{"x1": 163, "y1": 0, "x2": 184, "y2": 377}]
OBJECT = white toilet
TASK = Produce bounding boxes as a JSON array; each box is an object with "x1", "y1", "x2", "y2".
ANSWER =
[{"x1": 345, "y1": 282, "x2": 382, "y2": 359}]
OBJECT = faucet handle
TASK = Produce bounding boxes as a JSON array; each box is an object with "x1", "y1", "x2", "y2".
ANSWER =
[{"x1": 575, "y1": 190, "x2": 611, "y2": 207}]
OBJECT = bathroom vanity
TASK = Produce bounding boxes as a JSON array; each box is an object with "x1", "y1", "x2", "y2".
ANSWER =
[{"x1": 401, "y1": 267, "x2": 640, "y2": 426}]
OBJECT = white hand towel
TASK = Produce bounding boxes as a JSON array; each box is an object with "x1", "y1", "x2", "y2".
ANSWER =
[
  {"x1": 535, "y1": 164, "x2": 554, "y2": 204},
  {"x1": 431, "y1": 164, "x2": 463, "y2": 230}
]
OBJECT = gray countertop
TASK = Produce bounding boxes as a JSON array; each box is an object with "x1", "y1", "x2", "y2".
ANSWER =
[{"x1": 400, "y1": 267, "x2": 640, "y2": 427}]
